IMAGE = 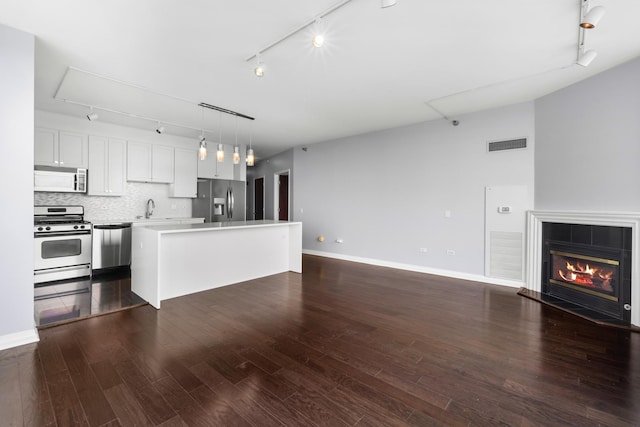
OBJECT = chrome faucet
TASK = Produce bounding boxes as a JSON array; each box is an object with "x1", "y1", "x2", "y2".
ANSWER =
[{"x1": 145, "y1": 199, "x2": 155, "y2": 218}]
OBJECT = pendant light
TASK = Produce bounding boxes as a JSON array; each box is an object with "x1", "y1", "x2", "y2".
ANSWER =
[
  {"x1": 198, "y1": 106, "x2": 207, "y2": 160},
  {"x1": 233, "y1": 116, "x2": 240, "y2": 164},
  {"x1": 216, "y1": 111, "x2": 225, "y2": 162},
  {"x1": 199, "y1": 135, "x2": 207, "y2": 160},
  {"x1": 246, "y1": 123, "x2": 255, "y2": 167}
]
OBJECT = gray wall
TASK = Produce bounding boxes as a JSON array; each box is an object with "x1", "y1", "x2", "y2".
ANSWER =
[
  {"x1": 292, "y1": 102, "x2": 535, "y2": 275},
  {"x1": 535, "y1": 58, "x2": 640, "y2": 211},
  {"x1": 246, "y1": 149, "x2": 294, "y2": 220},
  {"x1": 0, "y1": 24, "x2": 36, "y2": 341}
]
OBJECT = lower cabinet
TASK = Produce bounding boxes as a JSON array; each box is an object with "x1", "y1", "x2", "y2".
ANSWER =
[{"x1": 88, "y1": 136, "x2": 126, "y2": 196}]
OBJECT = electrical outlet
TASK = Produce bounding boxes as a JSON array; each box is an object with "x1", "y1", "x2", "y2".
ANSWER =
[
  {"x1": 444, "y1": 210, "x2": 452, "y2": 218},
  {"x1": 336, "y1": 238, "x2": 344, "y2": 243},
  {"x1": 418, "y1": 248, "x2": 428, "y2": 253},
  {"x1": 171, "y1": 204, "x2": 177, "y2": 210},
  {"x1": 446, "y1": 249, "x2": 456, "y2": 255}
]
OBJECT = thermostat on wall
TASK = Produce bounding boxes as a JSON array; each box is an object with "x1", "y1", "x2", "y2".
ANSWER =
[{"x1": 497, "y1": 206, "x2": 512, "y2": 214}]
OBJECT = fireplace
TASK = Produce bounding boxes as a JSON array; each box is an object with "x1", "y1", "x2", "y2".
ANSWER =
[
  {"x1": 526, "y1": 213, "x2": 639, "y2": 327},
  {"x1": 541, "y1": 223, "x2": 631, "y2": 321}
]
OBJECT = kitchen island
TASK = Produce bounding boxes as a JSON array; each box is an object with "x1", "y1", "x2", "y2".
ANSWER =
[{"x1": 131, "y1": 220, "x2": 302, "y2": 308}]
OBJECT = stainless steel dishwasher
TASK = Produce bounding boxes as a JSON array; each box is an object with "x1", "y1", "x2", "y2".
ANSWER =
[{"x1": 92, "y1": 222, "x2": 132, "y2": 271}]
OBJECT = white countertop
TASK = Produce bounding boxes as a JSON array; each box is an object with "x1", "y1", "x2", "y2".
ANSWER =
[
  {"x1": 88, "y1": 217, "x2": 204, "y2": 225},
  {"x1": 140, "y1": 220, "x2": 301, "y2": 234}
]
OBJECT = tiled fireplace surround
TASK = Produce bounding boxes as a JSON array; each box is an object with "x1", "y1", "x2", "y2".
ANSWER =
[{"x1": 526, "y1": 211, "x2": 640, "y2": 327}]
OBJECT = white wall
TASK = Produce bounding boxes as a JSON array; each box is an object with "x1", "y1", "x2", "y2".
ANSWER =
[
  {"x1": 535, "y1": 58, "x2": 640, "y2": 211},
  {"x1": 0, "y1": 24, "x2": 38, "y2": 348},
  {"x1": 293, "y1": 102, "x2": 535, "y2": 276}
]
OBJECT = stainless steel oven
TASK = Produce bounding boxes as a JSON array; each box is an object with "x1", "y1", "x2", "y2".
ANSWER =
[{"x1": 34, "y1": 205, "x2": 92, "y2": 284}]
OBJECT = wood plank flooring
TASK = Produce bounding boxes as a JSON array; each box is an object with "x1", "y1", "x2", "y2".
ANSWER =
[{"x1": 2, "y1": 254, "x2": 640, "y2": 426}]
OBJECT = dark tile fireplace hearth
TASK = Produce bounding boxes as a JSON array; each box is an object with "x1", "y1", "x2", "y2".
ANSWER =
[{"x1": 541, "y1": 223, "x2": 632, "y2": 324}]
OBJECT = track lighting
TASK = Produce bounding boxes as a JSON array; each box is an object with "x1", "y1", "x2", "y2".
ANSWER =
[
  {"x1": 577, "y1": 49, "x2": 598, "y2": 67},
  {"x1": 312, "y1": 34, "x2": 325, "y2": 48},
  {"x1": 312, "y1": 19, "x2": 325, "y2": 48},
  {"x1": 86, "y1": 107, "x2": 98, "y2": 121},
  {"x1": 576, "y1": 1, "x2": 604, "y2": 68},
  {"x1": 216, "y1": 144, "x2": 225, "y2": 162},
  {"x1": 254, "y1": 54, "x2": 265, "y2": 77},
  {"x1": 199, "y1": 136, "x2": 207, "y2": 160},
  {"x1": 381, "y1": 0, "x2": 397, "y2": 8},
  {"x1": 156, "y1": 124, "x2": 164, "y2": 134},
  {"x1": 580, "y1": 5, "x2": 605, "y2": 29}
]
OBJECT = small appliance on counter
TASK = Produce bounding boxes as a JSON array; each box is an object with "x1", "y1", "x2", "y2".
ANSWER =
[{"x1": 34, "y1": 205, "x2": 92, "y2": 291}]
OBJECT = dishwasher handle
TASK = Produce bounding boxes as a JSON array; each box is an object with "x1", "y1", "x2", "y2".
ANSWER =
[{"x1": 94, "y1": 223, "x2": 132, "y2": 230}]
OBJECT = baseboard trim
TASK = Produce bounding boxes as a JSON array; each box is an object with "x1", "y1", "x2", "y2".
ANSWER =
[
  {"x1": 0, "y1": 328, "x2": 40, "y2": 351},
  {"x1": 302, "y1": 250, "x2": 524, "y2": 289}
]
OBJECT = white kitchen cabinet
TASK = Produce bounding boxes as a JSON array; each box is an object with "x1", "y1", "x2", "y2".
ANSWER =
[
  {"x1": 170, "y1": 148, "x2": 198, "y2": 198},
  {"x1": 88, "y1": 135, "x2": 126, "y2": 196},
  {"x1": 35, "y1": 127, "x2": 88, "y2": 168},
  {"x1": 127, "y1": 141, "x2": 174, "y2": 183},
  {"x1": 197, "y1": 143, "x2": 245, "y2": 181}
]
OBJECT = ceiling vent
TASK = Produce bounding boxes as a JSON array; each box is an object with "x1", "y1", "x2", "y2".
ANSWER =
[{"x1": 487, "y1": 138, "x2": 527, "y2": 153}]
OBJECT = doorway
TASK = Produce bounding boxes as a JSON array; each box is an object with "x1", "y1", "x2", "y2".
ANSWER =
[
  {"x1": 254, "y1": 176, "x2": 264, "y2": 220},
  {"x1": 274, "y1": 170, "x2": 290, "y2": 221}
]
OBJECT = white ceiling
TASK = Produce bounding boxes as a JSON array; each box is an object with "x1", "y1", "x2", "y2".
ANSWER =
[{"x1": 2, "y1": 0, "x2": 639, "y2": 158}]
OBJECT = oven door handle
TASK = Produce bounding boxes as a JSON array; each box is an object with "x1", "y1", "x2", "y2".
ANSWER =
[{"x1": 34, "y1": 230, "x2": 92, "y2": 238}]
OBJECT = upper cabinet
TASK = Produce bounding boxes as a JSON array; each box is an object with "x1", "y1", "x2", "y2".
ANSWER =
[
  {"x1": 170, "y1": 148, "x2": 198, "y2": 198},
  {"x1": 197, "y1": 143, "x2": 246, "y2": 181},
  {"x1": 88, "y1": 135, "x2": 126, "y2": 196},
  {"x1": 35, "y1": 127, "x2": 88, "y2": 168},
  {"x1": 127, "y1": 141, "x2": 174, "y2": 183}
]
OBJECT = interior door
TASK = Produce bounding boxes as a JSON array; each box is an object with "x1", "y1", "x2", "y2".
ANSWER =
[
  {"x1": 254, "y1": 177, "x2": 264, "y2": 220},
  {"x1": 278, "y1": 174, "x2": 289, "y2": 221}
]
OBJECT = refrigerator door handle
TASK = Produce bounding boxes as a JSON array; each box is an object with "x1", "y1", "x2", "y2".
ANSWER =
[{"x1": 230, "y1": 187, "x2": 235, "y2": 219}]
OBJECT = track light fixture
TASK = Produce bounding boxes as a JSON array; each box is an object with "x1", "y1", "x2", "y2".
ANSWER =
[
  {"x1": 312, "y1": 19, "x2": 325, "y2": 48},
  {"x1": 156, "y1": 124, "x2": 164, "y2": 134},
  {"x1": 580, "y1": 4, "x2": 605, "y2": 29},
  {"x1": 576, "y1": 1, "x2": 604, "y2": 67},
  {"x1": 86, "y1": 106, "x2": 98, "y2": 121},
  {"x1": 577, "y1": 50, "x2": 598, "y2": 67},
  {"x1": 381, "y1": 0, "x2": 397, "y2": 8},
  {"x1": 254, "y1": 54, "x2": 265, "y2": 77}
]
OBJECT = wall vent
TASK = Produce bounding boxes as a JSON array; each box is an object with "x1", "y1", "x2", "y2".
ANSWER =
[{"x1": 487, "y1": 138, "x2": 527, "y2": 152}]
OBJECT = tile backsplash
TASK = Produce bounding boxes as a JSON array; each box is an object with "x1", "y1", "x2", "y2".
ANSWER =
[{"x1": 34, "y1": 182, "x2": 192, "y2": 221}]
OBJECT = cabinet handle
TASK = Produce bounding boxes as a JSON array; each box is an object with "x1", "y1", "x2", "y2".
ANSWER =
[{"x1": 59, "y1": 161, "x2": 64, "y2": 165}]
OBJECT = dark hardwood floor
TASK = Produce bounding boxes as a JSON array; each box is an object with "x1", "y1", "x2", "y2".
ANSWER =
[
  {"x1": 3, "y1": 254, "x2": 639, "y2": 426},
  {"x1": 34, "y1": 268, "x2": 146, "y2": 328}
]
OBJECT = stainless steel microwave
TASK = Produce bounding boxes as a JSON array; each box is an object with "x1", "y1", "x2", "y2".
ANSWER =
[{"x1": 34, "y1": 166, "x2": 87, "y2": 193}]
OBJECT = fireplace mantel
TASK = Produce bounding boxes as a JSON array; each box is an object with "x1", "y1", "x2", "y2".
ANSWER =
[{"x1": 526, "y1": 211, "x2": 640, "y2": 327}]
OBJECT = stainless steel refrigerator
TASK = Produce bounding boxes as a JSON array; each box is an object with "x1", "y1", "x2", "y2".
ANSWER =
[{"x1": 192, "y1": 179, "x2": 246, "y2": 222}]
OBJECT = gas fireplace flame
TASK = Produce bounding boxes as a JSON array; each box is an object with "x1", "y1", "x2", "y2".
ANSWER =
[{"x1": 555, "y1": 256, "x2": 614, "y2": 292}]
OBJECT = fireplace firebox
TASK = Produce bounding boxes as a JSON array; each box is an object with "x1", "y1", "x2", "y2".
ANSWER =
[{"x1": 542, "y1": 223, "x2": 631, "y2": 323}]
